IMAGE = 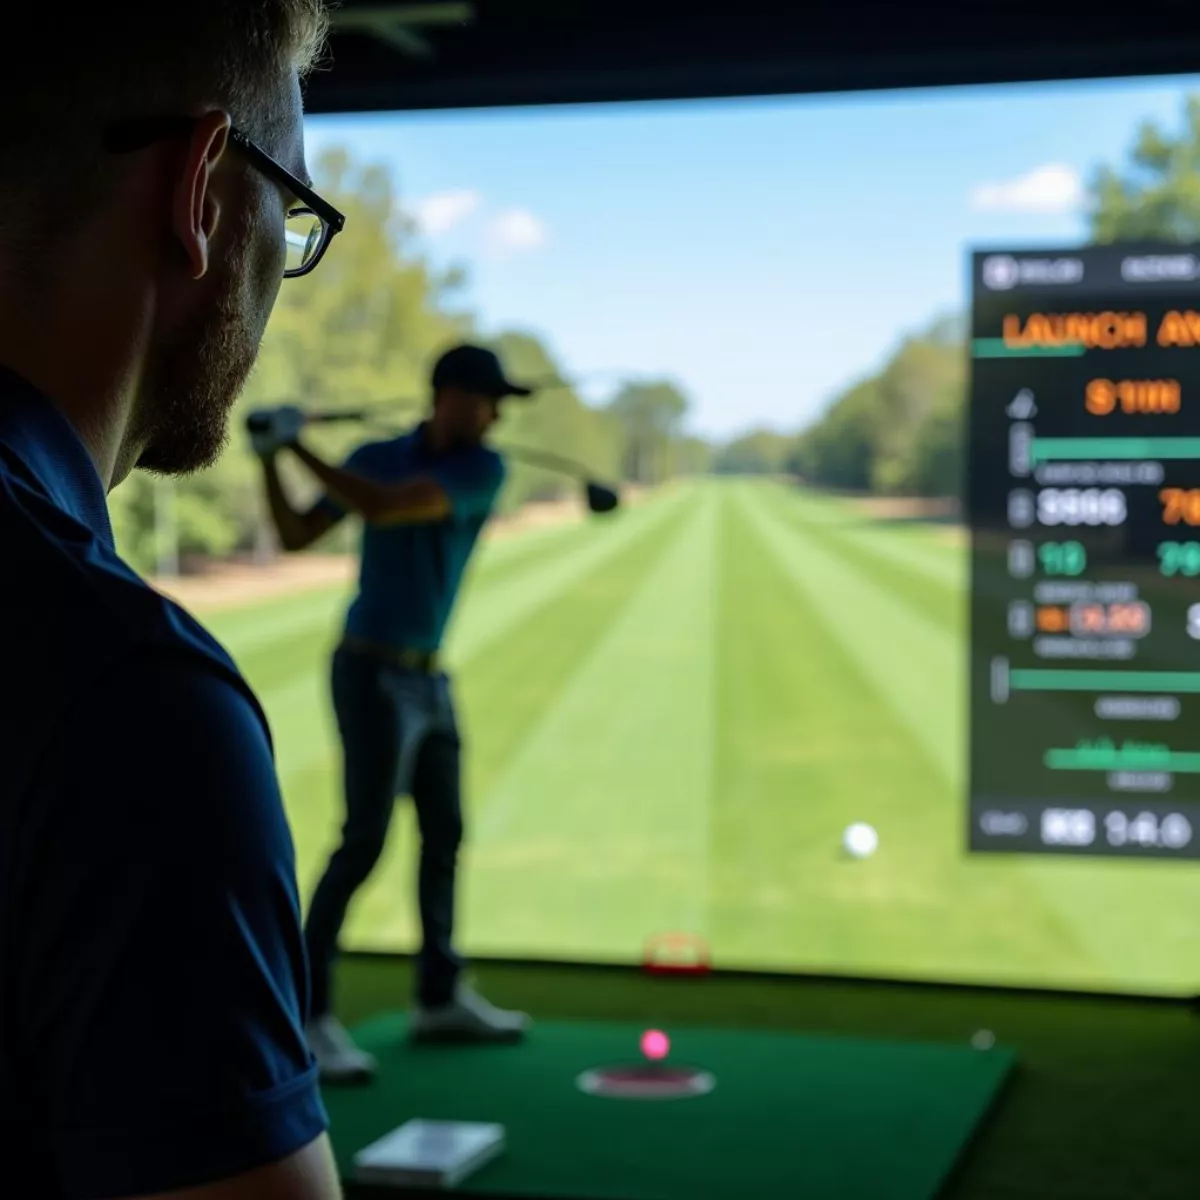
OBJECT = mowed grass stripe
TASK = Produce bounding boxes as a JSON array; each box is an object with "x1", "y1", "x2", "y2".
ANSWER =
[
  {"x1": 454, "y1": 487, "x2": 719, "y2": 961},
  {"x1": 468, "y1": 511, "x2": 614, "y2": 584},
  {"x1": 781, "y1": 489, "x2": 966, "y2": 589},
  {"x1": 765, "y1": 487, "x2": 965, "y2": 637},
  {"x1": 710, "y1": 481, "x2": 1101, "y2": 983},
  {"x1": 340, "y1": 489, "x2": 707, "y2": 952},
  {"x1": 735, "y1": 481, "x2": 962, "y2": 784},
  {"x1": 443, "y1": 486, "x2": 693, "y2": 669},
  {"x1": 466, "y1": 484, "x2": 686, "y2": 586}
]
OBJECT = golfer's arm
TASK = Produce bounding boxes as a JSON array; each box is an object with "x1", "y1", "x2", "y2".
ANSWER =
[
  {"x1": 289, "y1": 442, "x2": 451, "y2": 525},
  {"x1": 262, "y1": 455, "x2": 340, "y2": 551},
  {"x1": 123, "y1": 1136, "x2": 341, "y2": 1199}
]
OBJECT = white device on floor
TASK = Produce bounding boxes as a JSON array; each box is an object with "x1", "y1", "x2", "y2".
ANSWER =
[{"x1": 354, "y1": 1119, "x2": 506, "y2": 1189}]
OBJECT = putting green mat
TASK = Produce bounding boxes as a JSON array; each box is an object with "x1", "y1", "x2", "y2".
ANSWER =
[{"x1": 324, "y1": 1015, "x2": 1013, "y2": 1199}]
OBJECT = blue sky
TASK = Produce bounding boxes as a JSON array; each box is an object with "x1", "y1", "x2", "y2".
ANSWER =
[{"x1": 306, "y1": 74, "x2": 1200, "y2": 439}]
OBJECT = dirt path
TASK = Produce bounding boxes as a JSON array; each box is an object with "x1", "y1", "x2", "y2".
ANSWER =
[
  {"x1": 151, "y1": 555, "x2": 357, "y2": 614},
  {"x1": 151, "y1": 494, "x2": 606, "y2": 614},
  {"x1": 843, "y1": 494, "x2": 966, "y2": 547}
]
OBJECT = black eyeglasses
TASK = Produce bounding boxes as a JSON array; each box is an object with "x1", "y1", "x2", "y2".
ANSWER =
[{"x1": 103, "y1": 116, "x2": 345, "y2": 278}]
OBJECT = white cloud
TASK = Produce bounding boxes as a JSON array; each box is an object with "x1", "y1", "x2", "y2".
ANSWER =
[
  {"x1": 486, "y1": 208, "x2": 548, "y2": 255},
  {"x1": 968, "y1": 163, "x2": 1083, "y2": 214},
  {"x1": 410, "y1": 189, "x2": 482, "y2": 236}
]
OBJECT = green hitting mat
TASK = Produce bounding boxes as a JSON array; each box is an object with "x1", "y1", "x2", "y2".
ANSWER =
[{"x1": 324, "y1": 1015, "x2": 1013, "y2": 1199}]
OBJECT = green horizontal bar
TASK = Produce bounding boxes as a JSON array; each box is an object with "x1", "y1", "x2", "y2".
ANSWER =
[
  {"x1": 1011, "y1": 669, "x2": 1200, "y2": 693},
  {"x1": 1045, "y1": 749, "x2": 1200, "y2": 772},
  {"x1": 972, "y1": 338, "x2": 1086, "y2": 358},
  {"x1": 1032, "y1": 437, "x2": 1200, "y2": 462}
]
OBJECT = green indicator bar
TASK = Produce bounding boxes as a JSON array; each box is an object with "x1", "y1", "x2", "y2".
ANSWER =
[
  {"x1": 1011, "y1": 669, "x2": 1200, "y2": 693},
  {"x1": 972, "y1": 338, "x2": 1085, "y2": 358},
  {"x1": 1032, "y1": 437, "x2": 1200, "y2": 462},
  {"x1": 1045, "y1": 748, "x2": 1200, "y2": 772}
]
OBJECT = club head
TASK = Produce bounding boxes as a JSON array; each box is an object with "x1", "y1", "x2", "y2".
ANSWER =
[{"x1": 586, "y1": 482, "x2": 620, "y2": 514}]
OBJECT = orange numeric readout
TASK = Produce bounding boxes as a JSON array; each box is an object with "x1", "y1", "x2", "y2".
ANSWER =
[
  {"x1": 1160, "y1": 488, "x2": 1200, "y2": 526},
  {"x1": 1036, "y1": 603, "x2": 1151, "y2": 637},
  {"x1": 1037, "y1": 606, "x2": 1070, "y2": 633},
  {"x1": 1086, "y1": 378, "x2": 1180, "y2": 416}
]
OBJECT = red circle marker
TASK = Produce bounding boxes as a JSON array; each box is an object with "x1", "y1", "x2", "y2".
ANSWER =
[{"x1": 641, "y1": 1029, "x2": 670, "y2": 1061}]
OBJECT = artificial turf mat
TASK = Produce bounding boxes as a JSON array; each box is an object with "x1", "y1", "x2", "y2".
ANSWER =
[{"x1": 324, "y1": 1014, "x2": 1013, "y2": 1199}]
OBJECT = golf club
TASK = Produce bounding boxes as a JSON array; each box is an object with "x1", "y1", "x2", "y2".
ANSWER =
[{"x1": 245, "y1": 408, "x2": 621, "y2": 514}]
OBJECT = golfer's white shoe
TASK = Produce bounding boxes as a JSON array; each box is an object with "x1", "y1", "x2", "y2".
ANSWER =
[
  {"x1": 411, "y1": 983, "x2": 531, "y2": 1043},
  {"x1": 306, "y1": 1015, "x2": 377, "y2": 1084}
]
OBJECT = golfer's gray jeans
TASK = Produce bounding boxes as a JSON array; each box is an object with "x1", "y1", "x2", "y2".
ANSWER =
[{"x1": 304, "y1": 645, "x2": 464, "y2": 1014}]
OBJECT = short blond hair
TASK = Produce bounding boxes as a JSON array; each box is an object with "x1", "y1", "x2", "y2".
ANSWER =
[{"x1": 0, "y1": 2, "x2": 333, "y2": 259}]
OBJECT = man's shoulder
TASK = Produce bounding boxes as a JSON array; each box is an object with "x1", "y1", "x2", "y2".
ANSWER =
[
  {"x1": 0, "y1": 473, "x2": 260, "y2": 748},
  {"x1": 349, "y1": 434, "x2": 416, "y2": 472},
  {"x1": 455, "y1": 441, "x2": 505, "y2": 478}
]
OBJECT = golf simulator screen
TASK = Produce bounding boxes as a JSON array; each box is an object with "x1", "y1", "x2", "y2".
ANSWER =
[
  {"x1": 969, "y1": 247, "x2": 1200, "y2": 860},
  {"x1": 188, "y1": 71, "x2": 1200, "y2": 1003}
]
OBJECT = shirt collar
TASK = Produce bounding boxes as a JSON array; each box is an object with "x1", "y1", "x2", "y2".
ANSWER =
[{"x1": 0, "y1": 365, "x2": 114, "y2": 549}]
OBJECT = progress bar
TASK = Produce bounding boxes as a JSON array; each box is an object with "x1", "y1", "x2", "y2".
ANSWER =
[
  {"x1": 1045, "y1": 748, "x2": 1200, "y2": 772},
  {"x1": 972, "y1": 339, "x2": 1085, "y2": 359},
  {"x1": 1032, "y1": 437, "x2": 1200, "y2": 463},
  {"x1": 1012, "y1": 669, "x2": 1200, "y2": 693}
]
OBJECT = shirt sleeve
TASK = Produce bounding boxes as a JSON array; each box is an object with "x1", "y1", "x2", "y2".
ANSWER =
[
  {"x1": 15, "y1": 650, "x2": 328, "y2": 1199},
  {"x1": 431, "y1": 450, "x2": 506, "y2": 520},
  {"x1": 313, "y1": 442, "x2": 374, "y2": 520}
]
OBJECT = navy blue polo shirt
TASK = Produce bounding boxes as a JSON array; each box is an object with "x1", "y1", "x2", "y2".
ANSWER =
[
  {"x1": 0, "y1": 369, "x2": 327, "y2": 1198},
  {"x1": 318, "y1": 425, "x2": 505, "y2": 652}
]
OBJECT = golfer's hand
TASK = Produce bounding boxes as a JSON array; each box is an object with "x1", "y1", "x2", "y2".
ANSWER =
[
  {"x1": 246, "y1": 406, "x2": 306, "y2": 459},
  {"x1": 246, "y1": 408, "x2": 279, "y2": 459},
  {"x1": 272, "y1": 405, "x2": 306, "y2": 449}
]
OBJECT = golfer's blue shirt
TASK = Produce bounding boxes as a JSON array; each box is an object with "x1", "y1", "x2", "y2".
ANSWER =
[
  {"x1": 319, "y1": 425, "x2": 506, "y2": 652},
  {"x1": 0, "y1": 369, "x2": 327, "y2": 1198}
]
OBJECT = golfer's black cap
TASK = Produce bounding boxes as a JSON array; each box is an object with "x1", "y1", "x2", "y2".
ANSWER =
[{"x1": 432, "y1": 345, "x2": 533, "y2": 399}]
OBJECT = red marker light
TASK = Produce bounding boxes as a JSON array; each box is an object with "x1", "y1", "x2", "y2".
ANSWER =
[{"x1": 641, "y1": 1029, "x2": 670, "y2": 1061}]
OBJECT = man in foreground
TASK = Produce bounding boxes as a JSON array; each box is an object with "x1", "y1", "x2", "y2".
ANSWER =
[
  {"x1": 0, "y1": 6, "x2": 344, "y2": 1197},
  {"x1": 255, "y1": 345, "x2": 534, "y2": 1083}
]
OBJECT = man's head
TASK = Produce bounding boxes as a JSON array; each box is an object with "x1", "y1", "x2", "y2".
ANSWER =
[
  {"x1": 429, "y1": 345, "x2": 533, "y2": 448},
  {"x1": 0, "y1": 5, "x2": 332, "y2": 484}
]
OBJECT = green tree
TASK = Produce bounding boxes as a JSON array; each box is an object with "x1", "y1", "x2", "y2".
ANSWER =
[
  {"x1": 669, "y1": 435, "x2": 714, "y2": 477},
  {"x1": 868, "y1": 318, "x2": 966, "y2": 495},
  {"x1": 789, "y1": 313, "x2": 965, "y2": 498},
  {"x1": 712, "y1": 429, "x2": 793, "y2": 475},
  {"x1": 606, "y1": 381, "x2": 689, "y2": 484},
  {"x1": 789, "y1": 378, "x2": 879, "y2": 491},
  {"x1": 1090, "y1": 95, "x2": 1200, "y2": 242}
]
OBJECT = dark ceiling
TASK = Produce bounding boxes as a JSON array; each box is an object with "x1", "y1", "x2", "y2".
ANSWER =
[{"x1": 306, "y1": 1, "x2": 1200, "y2": 115}]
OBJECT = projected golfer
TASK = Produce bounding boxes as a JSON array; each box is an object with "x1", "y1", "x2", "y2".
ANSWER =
[{"x1": 254, "y1": 344, "x2": 534, "y2": 1083}]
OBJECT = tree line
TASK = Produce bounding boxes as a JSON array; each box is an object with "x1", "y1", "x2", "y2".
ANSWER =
[{"x1": 109, "y1": 95, "x2": 1196, "y2": 572}]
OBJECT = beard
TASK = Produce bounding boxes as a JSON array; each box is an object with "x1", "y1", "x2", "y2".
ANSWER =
[{"x1": 136, "y1": 231, "x2": 263, "y2": 476}]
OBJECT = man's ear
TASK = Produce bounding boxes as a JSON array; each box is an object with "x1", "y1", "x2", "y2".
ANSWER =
[{"x1": 173, "y1": 111, "x2": 233, "y2": 281}]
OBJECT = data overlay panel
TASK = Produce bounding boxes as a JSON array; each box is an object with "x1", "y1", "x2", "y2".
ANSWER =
[{"x1": 969, "y1": 246, "x2": 1200, "y2": 858}]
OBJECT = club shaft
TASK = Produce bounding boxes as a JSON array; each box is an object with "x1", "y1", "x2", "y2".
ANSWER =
[
  {"x1": 495, "y1": 443, "x2": 596, "y2": 482},
  {"x1": 284, "y1": 409, "x2": 607, "y2": 485}
]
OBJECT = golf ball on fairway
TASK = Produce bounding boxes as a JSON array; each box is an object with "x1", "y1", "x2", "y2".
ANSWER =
[
  {"x1": 843, "y1": 823, "x2": 878, "y2": 858},
  {"x1": 641, "y1": 1029, "x2": 670, "y2": 1061},
  {"x1": 971, "y1": 1029, "x2": 996, "y2": 1051}
]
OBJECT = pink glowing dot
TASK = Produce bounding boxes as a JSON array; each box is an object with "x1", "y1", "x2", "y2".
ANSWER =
[{"x1": 641, "y1": 1029, "x2": 670, "y2": 1061}]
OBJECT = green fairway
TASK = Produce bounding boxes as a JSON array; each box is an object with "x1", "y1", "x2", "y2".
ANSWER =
[{"x1": 205, "y1": 479, "x2": 1200, "y2": 995}]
